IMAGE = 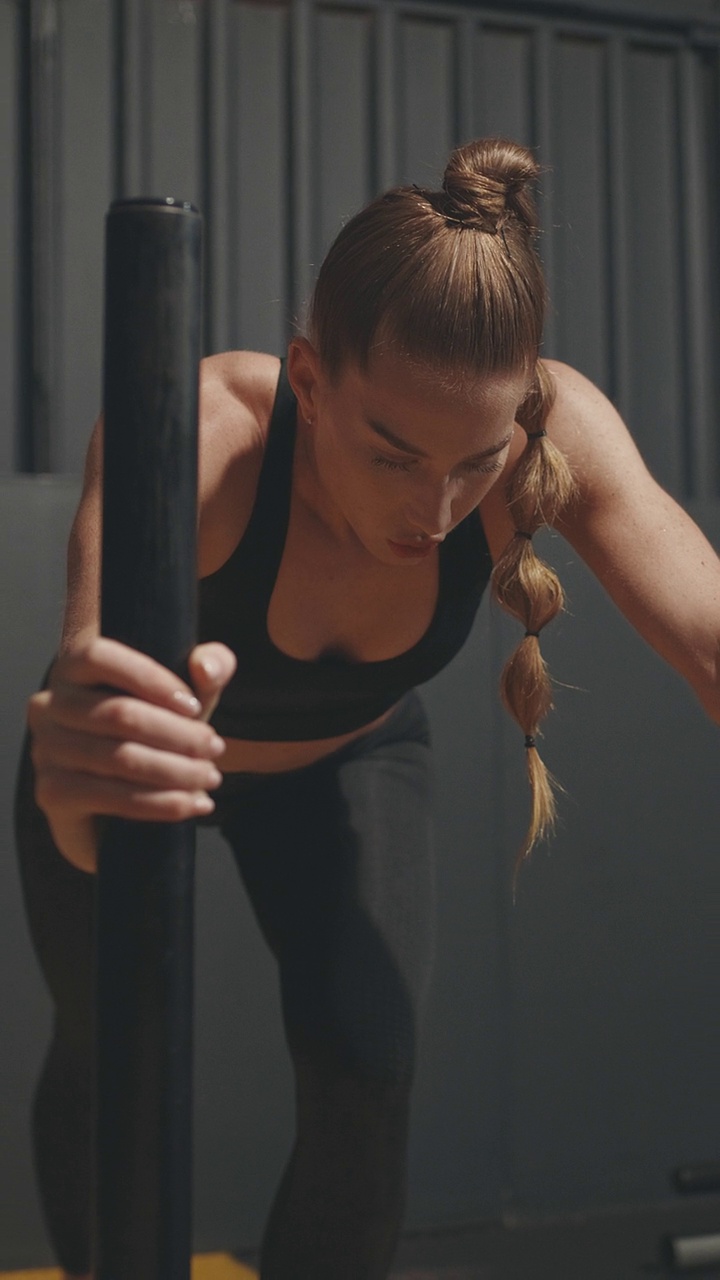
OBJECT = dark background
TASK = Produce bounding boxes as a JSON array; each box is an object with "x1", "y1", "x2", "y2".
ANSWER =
[{"x1": 1, "y1": 0, "x2": 719, "y2": 1268}]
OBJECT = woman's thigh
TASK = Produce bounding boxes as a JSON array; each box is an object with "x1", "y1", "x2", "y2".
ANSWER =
[
  {"x1": 15, "y1": 686, "x2": 436, "y2": 1080},
  {"x1": 14, "y1": 730, "x2": 96, "y2": 1055},
  {"x1": 216, "y1": 693, "x2": 437, "y2": 1083}
]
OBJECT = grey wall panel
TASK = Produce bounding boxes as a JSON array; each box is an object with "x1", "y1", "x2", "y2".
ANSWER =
[
  {"x1": 28, "y1": 0, "x2": 63, "y2": 473},
  {"x1": 456, "y1": 14, "x2": 478, "y2": 142},
  {"x1": 517, "y1": 0, "x2": 720, "y2": 18},
  {"x1": 57, "y1": 0, "x2": 113, "y2": 472},
  {"x1": 607, "y1": 36, "x2": 632, "y2": 415},
  {"x1": 117, "y1": 0, "x2": 152, "y2": 195},
  {"x1": 374, "y1": 4, "x2": 399, "y2": 188},
  {"x1": 226, "y1": 1, "x2": 289, "y2": 355},
  {"x1": 0, "y1": 477, "x2": 81, "y2": 1267},
  {"x1": 7, "y1": 0, "x2": 720, "y2": 480},
  {"x1": 679, "y1": 46, "x2": 720, "y2": 500},
  {"x1": 699, "y1": 49, "x2": 720, "y2": 497},
  {"x1": 553, "y1": 36, "x2": 611, "y2": 391},
  {"x1": 409, "y1": 612, "x2": 514, "y2": 1222},
  {"x1": 289, "y1": 0, "x2": 315, "y2": 318},
  {"x1": 204, "y1": 0, "x2": 231, "y2": 353},
  {"x1": 532, "y1": 25, "x2": 558, "y2": 356},
  {"x1": 316, "y1": 8, "x2": 374, "y2": 259},
  {"x1": 504, "y1": 521, "x2": 720, "y2": 1213},
  {"x1": 147, "y1": 0, "x2": 203, "y2": 206},
  {"x1": 473, "y1": 23, "x2": 534, "y2": 146},
  {"x1": 398, "y1": 16, "x2": 456, "y2": 187},
  {"x1": 0, "y1": 0, "x2": 18, "y2": 471},
  {"x1": 118, "y1": 0, "x2": 203, "y2": 206},
  {"x1": 624, "y1": 43, "x2": 686, "y2": 495}
]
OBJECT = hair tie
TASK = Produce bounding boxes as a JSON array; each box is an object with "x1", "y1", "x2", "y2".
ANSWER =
[
  {"x1": 526, "y1": 429, "x2": 547, "y2": 441},
  {"x1": 515, "y1": 530, "x2": 533, "y2": 541},
  {"x1": 524, "y1": 735, "x2": 536, "y2": 750},
  {"x1": 525, "y1": 630, "x2": 539, "y2": 638}
]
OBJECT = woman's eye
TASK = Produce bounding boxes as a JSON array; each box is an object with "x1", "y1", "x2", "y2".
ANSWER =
[
  {"x1": 466, "y1": 458, "x2": 504, "y2": 475},
  {"x1": 371, "y1": 454, "x2": 503, "y2": 476},
  {"x1": 371, "y1": 455, "x2": 412, "y2": 473}
]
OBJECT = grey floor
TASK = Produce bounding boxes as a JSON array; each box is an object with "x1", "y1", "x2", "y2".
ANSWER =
[
  {"x1": 388, "y1": 1198, "x2": 720, "y2": 1279},
  {"x1": 235, "y1": 1198, "x2": 720, "y2": 1280}
]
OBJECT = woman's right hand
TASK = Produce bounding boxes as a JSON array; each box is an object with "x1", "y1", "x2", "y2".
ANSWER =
[{"x1": 27, "y1": 636, "x2": 237, "y2": 874}]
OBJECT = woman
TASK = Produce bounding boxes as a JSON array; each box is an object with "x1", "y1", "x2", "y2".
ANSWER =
[{"x1": 16, "y1": 137, "x2": 720, "y2": 1280}]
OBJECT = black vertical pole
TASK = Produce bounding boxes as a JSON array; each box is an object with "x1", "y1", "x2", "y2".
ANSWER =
[{"x1": 94, "y1": 198, "x2": 202, "y2": 1280}]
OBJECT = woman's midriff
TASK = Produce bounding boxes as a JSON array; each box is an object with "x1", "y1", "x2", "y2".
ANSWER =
[{"x1": 217, "y1": 703, "x2": 398, "y2": 774}]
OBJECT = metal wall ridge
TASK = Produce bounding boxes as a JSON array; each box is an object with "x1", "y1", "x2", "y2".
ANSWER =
[
  {"x1": 3, "y1": 0, "x2": 720, "y2": 492},
  {"x1": 319, "y1": 0, "x2": 720, "y2": 47},
  {"x1": 459, "y1": 0, "x2": 720, "y2": 35}
]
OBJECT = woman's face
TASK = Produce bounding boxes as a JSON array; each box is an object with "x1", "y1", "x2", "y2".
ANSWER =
[{"x1": 288, "y1": 339, "x2": 528, "y2": 567}]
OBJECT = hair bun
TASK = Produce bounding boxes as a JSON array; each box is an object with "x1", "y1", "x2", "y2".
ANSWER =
[{"x1": 442, "y1": 137, "x2": 541, "y2": 234}]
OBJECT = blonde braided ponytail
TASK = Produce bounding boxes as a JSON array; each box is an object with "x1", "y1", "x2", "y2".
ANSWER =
[{"x1": 491, "y1": 362, "x2": 576, "y2": 893}]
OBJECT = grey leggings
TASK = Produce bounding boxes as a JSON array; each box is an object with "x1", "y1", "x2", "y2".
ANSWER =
[{"x1": 14, "y1": 689, "x2": 436, "y2": 1280}]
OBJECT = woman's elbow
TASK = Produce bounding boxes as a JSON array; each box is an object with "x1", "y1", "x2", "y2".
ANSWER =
[{"x1": 691, "y1": 648, "x2": 720, "y2": 725}]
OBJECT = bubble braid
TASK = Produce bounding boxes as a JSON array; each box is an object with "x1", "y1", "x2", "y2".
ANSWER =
[{"x1": 490, "y1": 360, "x2": 576, "y2": 895}]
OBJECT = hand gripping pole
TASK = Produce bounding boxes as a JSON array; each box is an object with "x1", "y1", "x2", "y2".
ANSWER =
[{"x1": 94, "y1": 197, "x2": 203, "y2": 1280}]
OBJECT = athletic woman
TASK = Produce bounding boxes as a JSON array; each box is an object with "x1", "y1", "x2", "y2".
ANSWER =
[{"x1": 15, "y1": 138, "x2": 720, "y2": 1280}]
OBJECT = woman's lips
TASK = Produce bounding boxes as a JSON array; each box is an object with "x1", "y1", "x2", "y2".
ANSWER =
[{"x1": 387, "y1": 539, "x2": 437, "y2": 559}]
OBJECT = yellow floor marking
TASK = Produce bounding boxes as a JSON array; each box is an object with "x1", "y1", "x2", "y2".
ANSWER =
[
  {"x1": 0, "y1": 1271, "x2": 63, "y2": 1279},
  {"x1": 192, "y1": 1254, "x2": 258, "y2": 1280},
  {"x1": 0, "y1": 1254, "x2": 258, "y2": 1280}
]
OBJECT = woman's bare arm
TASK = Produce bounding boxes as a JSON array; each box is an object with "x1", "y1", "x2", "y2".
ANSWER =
[
  {"x1": 24, "y1": 353, "x2": 279, "y2": 870},
  {"x1": 544, "y1": 360, "x2": 720, "y2": 723}
]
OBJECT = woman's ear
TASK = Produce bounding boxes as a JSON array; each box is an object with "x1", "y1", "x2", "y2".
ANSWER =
[{"x1": 286, "y1": 337, "x2": 322, "y2": 425}]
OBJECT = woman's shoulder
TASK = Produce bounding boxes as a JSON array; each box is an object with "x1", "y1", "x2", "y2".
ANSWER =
[
  {"x1": 479, "y1": 358, "x2": 625, "y2": 560},
  {"x1": 200, "y1": 349, "x2": 281, "y2": 448},
  {"x1": 539, "y1": 357, "x2": 653, "y2": 506},
  {"x1": 540, "y1": 358, "x2": 630, "y2": 461},
  {"x1": 197, "y1": 350, "x2": 283, "y2": 576}
]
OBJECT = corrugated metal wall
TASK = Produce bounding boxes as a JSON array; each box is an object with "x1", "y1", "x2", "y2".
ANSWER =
[{"x1": 2, "y1": 0, "x2": 719, "y2": 491}]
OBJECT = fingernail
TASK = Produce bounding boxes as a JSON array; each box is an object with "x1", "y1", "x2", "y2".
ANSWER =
[
  {"x1": 209, "y1": 735, "x2": 226, "y2": 757},
  {"x1": 194, "y1": 795, "x2": 215, "y2": 814},
  {"x1": 200, "y1": 656, "x2": 220, "y2": 681},
  {"x1": 173, "y1": 691, "x2": 202, "y2": 716}
]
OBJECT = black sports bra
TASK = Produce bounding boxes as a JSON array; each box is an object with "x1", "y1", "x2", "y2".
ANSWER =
[{"x1": 197, "y1": 360, "x2": 494, "y2": 740}]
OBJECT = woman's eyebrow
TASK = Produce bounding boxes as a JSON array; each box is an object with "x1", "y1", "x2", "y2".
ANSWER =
[{"x1": 367, "y1": 418, "x2": 513, "y2": 464}]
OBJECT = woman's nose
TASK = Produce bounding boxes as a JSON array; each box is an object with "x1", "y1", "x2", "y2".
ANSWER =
[{"x1": 404, "y1": 479, "x2": 455, "y2": 537}]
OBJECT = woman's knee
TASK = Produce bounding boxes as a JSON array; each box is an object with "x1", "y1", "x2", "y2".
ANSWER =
[
  {"x1": 282, "y1": 967, "x2": 421, "y2": 1086},
  {"x1": 291, "y1": 1044, "x2": 413, "y2": 1198}
]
